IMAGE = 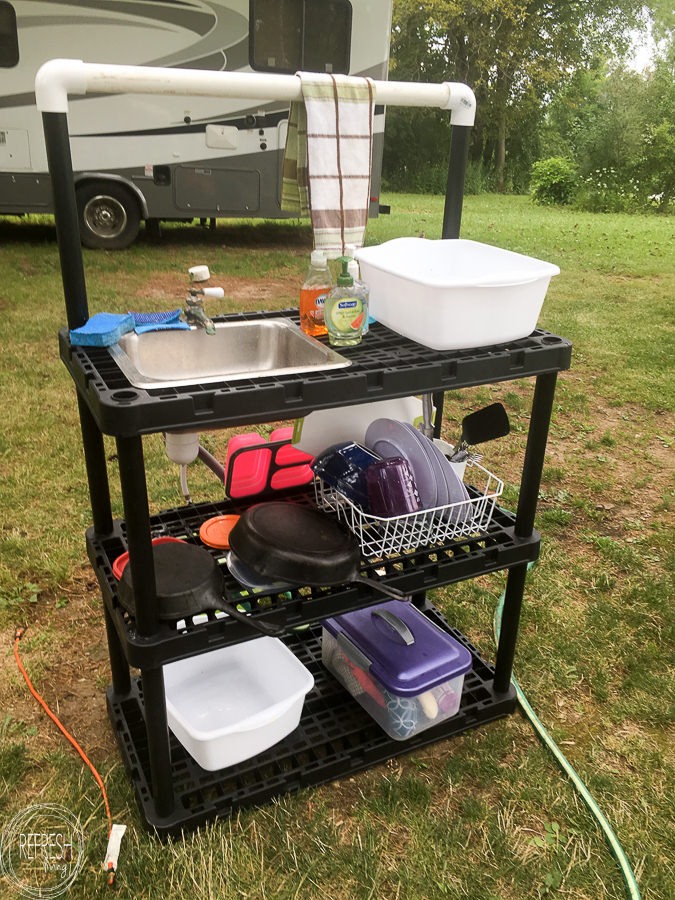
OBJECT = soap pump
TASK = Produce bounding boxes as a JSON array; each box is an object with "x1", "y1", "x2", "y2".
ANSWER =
[{"x1": 323, "y1": 256, "x2": 367, "y2": 347}]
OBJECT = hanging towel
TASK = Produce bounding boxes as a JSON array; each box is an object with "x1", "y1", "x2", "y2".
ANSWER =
[
  {"x1": 129, "y1": 309, "x2": 190, "y2": 334},
  {"x1": 282, "y1": 72, "x2": 375, "y2": 254}
]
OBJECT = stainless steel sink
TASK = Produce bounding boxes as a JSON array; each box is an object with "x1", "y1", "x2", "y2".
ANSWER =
[{"x1": 109, "y1": 317, "x2": 351, "y2": 389}]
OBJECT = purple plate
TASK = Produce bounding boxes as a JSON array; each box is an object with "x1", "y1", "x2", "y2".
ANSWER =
[
  {"x1": 401, "y1": 423, "x2": 449, "y2": 509},
  {"x1": 364, "y1": 418, "x2": 437, "y2": 509}
]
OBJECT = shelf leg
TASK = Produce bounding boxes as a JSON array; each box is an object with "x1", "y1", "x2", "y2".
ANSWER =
[
  {"x1": 77, "y1": 394, "x2": 113, "y2": 536},
  {"x1": 115, "y1": 436, "x2": 160, "y2": 636},
  {"x1": 115, "y1": 437, "x2": 174, "y2": 815},
  {"x1": 514, "y1": 371, "x2": 558, "y2": 539},
  {"x1": 494, "y1": 371, "x2": 558, "y2": 693},
  {"x1": 141, "y1": 666, "x2": 174, "y2": 818},
  {"x1": 104, "y1": 606, "x2": 130, "y2": 696},
  {"x1": 493, "y1": 563, "x2": 528, "y2": 693}
]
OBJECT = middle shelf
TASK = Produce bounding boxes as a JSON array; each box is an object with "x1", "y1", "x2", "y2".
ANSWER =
[{"x1": 88, "y1": 485, "x2": 540, "y2": 669}]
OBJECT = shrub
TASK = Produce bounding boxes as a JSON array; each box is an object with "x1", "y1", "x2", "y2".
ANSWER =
[
  {"x1": 573, "y1": 167, "x2": 641, "y2": 213},
  {"x1": 530, "y1": 157, "x2": 577, "y2": 205}
]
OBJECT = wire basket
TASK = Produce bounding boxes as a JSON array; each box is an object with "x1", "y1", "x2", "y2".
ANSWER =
[{"x1": 314, "y1": 460, "x2": 504, "y2": 559}]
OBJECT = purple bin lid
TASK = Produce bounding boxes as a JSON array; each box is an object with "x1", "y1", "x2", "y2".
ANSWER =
[{"x1": 323, "y1": 600, "x2": 472, "y2": 696}]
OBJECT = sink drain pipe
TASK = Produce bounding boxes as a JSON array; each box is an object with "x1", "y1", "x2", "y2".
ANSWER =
[{"x1": 493, "y1": 564, "x2": 641, "y2": 900}]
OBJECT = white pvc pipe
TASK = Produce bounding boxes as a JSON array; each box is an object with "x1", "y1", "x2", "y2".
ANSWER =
[{"x1": 35, "y1": 59, "x2": 476, "y2": 126}]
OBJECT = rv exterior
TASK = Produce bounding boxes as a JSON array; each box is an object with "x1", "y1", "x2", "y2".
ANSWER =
[{"x1": 0, "y1": 0, "x2": 391, "y2": 248}]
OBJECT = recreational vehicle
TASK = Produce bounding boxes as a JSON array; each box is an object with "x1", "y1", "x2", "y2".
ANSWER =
[{"x1": 0, "y1": 0, "x2": 391, "y2": 248}]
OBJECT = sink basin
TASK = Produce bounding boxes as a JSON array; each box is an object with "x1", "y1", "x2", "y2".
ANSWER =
[{"x1": 108, "y1": 317, "x2": 351, "y2": 389}]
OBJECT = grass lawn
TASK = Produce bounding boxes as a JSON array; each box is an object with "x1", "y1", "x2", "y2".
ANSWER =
[{"x1": 0, "y1": 194, "x2": 673, "y2": 899}]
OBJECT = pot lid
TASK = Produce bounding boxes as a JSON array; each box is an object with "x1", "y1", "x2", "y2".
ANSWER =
[{"x1": 323, "y1": 600, "x2": 472, "y2": 695}]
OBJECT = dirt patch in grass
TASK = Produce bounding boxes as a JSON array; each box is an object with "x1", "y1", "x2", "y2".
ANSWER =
[{"x1": 1, "y1": 571, "x2": 115, "y2": 764}]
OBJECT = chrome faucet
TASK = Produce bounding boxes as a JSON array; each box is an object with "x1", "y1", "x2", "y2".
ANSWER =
[{"x1": 183, "y1": 287, "x2": 223, "y2": 335}]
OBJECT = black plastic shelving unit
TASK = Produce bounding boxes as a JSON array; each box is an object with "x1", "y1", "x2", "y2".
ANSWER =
[{"x1": 43, "y1": 76, "x2": 571, "y2": 836}]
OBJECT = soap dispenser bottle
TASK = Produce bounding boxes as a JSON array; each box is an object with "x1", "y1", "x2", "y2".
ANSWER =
[{"x1": 324, "y1": 256, "x2": 367, "y2": 347}]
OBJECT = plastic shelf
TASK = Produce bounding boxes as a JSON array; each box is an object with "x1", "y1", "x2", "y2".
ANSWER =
[
  {"x1": 87, "y1": 486, "x2": 540, "y2": 669},
  {"x1": 106, "y1": 607, "x2": 517, "y2": 836},
  {"x1": 60, "y1": 310, "x2": 572, "y2": 436}
]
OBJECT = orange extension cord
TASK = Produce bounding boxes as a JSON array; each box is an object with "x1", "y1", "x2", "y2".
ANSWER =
[{"x1": 13, "y1": 627, "x2": 117, "y2": 886}]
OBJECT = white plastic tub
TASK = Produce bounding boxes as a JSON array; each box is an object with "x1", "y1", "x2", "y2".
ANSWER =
[
  {"x1": 355, "y1": 238, "x2": 560, "y2": 350},
  {"x1": 163, "y1": 637, "x2": 314, "y2": 771}
]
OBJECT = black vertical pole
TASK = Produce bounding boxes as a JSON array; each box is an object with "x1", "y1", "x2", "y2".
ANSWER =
[
  {"x1": 77, "y1": 394, "x2": 113, "y2": 535},
  {"x1": 42, "y1": 112, "x2": 88, "y2": 330},
  {"x1": 493, "y1": 371, "x2": 558, "y2": 692},
  {"x1": 104, "y1": 606, "x2": 131, "y2": 696},
  {"x1": 115, "y1": 436, "x2": 159, "y2": 636},
  {"x1": 442, "y1": 124, "x2": 471, "y2": 240},
  {"x1": 514, "y1": 372, "x2": 558, "y2": 539}
]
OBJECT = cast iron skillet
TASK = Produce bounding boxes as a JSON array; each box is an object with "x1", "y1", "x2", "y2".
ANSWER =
[
  {"x1": 229, "y1": 501, "x2": 407, "y2": 602},
  {"x1": 117, "y1": 541, "x2": 224, "y2": 621}
]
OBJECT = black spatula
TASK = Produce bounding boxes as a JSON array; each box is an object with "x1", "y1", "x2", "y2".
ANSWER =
[
  {"x1": 461, "y1": 402, "x2": 510, "y2": 445},
  {"x1": 451, "y1": 403, "x2": 510, "y2": 461}
]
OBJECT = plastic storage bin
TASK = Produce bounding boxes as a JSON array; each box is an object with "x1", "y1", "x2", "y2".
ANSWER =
[
  {"x1": 322, "y1": 601, "x2": 472, "y2": 740},
  {"x1": 355, "y1": 237, "x2": 560, "y2": 350},
  {"x1": 163, "y1": 637, "x2": 314, "y2": 770}
]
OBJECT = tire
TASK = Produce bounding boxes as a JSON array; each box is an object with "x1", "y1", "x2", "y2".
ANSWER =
[{"x1": 76, "y1": 182, "x2": 141, "y2": 250}]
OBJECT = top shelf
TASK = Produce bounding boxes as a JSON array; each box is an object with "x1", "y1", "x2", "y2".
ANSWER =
[{"x1": 60, "y1": 309, "x2": 572, "y2": 436}]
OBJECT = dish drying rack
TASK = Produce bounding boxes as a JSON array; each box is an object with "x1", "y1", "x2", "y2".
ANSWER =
[{"x1": 314, "y1": 461, "x2": 504, "y2": 558}]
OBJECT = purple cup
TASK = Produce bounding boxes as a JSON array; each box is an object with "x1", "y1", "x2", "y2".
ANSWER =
[{"x1": 366, "y1": 457, "x2": 422, "y2": 517}]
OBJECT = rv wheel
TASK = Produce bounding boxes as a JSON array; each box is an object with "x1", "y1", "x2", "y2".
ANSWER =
[{"x1": 76, "y1": 182, "x2": 141, "y2": 250}]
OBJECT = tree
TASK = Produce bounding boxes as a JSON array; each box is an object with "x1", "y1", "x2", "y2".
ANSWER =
[{"x1": 387, "y1": 0, "x2": 646, "y2": 191}]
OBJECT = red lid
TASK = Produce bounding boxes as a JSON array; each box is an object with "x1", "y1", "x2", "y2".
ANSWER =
[{"x1": 112, "y1": 536, "x2": 184, "y2": 581}]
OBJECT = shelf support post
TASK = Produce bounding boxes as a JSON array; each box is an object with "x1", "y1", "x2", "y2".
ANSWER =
[
  {"x1": 104, "y1": 606, "x2": 130, "y2": 696},
  {"x1": 494, "y1": 371, "x2": 558, "y2": 692},
  {"x1": 115, "y1": 435, "x2": 174, "y2": 816}
]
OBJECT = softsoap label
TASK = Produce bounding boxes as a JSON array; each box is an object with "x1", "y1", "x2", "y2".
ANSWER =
[{"x1": 329, "y1": 297, "x2": 364, "y2": 333}]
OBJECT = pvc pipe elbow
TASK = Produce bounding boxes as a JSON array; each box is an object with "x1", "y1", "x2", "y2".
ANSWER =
[
  {"x1": 442, "y1": 83, "x2": 477, "y2": 127},
  {"x1": 35, "y1": 59, "x2": 87, "y2": 113}
]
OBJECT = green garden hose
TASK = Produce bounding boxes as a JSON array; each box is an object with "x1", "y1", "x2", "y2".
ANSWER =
[{"x1": 493, "y1": 564, "x2": 641, "y2": 900}]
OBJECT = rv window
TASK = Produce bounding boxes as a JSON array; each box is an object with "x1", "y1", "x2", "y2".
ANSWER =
[
  {"x1": 250, "y1": 0, "x2": 351, "y2": 75},
  {"x1": 0, "y1": 2, "x2": 18, "y2": 67}
]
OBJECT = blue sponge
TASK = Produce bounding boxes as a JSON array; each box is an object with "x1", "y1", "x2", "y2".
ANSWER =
[{"x1": 69, "y1": 312, "x2": 135, "y2": 347}]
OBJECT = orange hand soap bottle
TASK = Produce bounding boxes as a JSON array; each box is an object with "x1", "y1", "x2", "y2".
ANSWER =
[{"x1": 299, "y1": 250, "x2": 332, "y2": 337}]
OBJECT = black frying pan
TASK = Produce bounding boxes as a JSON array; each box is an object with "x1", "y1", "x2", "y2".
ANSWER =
[
  {"x1": 229, "y1": 502, "x2": 407, "y2": 601},
  {"x1": 117, "y1": 541, "x2": 223, "y2": 620},
  {"x1": 117, "y1": 540, "x2": 287, "y2": 636}
]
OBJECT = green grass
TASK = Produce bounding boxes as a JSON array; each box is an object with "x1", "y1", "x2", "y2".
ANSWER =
[{"x1": 0, "y1": 196, "x2": 673, "y2": 899}]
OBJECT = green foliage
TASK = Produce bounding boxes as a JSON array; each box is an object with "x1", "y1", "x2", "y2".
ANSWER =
[{"x1": 530, "y1": 157, "x2": 578, "y2": 205}]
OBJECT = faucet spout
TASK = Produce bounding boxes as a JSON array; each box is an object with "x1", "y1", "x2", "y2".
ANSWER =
[{"x1": 184, "y1": 291, "x2": 215, "y2": 335}]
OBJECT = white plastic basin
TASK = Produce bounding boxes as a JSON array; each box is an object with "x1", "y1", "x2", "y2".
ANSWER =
[
  {"x1": 355, "y1": 238, "x2": 560, "y2": 350},
  {"x1": 163, "y1": 637, "x2": 314, "y2": 771}
]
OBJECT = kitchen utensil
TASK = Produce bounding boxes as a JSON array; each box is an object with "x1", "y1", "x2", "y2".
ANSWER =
[
  {"x1": 117, "y1": 541, "x2": 224, "y2": 620},
  {"x1": 199, "y1": 514, "x2": 240, "y2": 550},
  {"x1": 366, "y1": 457, "x2": 422, "y2": 517},
  {"x1": 311, "y1": 442, "x2": 381, "y2": 508},
  {"x1": 402, "y1": 423, "x2": 449, "y2": 509},
  {"x1": 321, "y1": 600, "x2": 472, "y2": 740},
  {"x1": 450, "y1": 403, "x2": 510, "y2": 461},
  {"x1": 228, "y1": 502, "x2": 407, "y2": 601},
  {"x1": 355, "y1": 237, "x2": 560, "y2": 350},
  {"x1": 461, "y1": 402, "x2": 510, "y2": 446},
  {"x1": 164, "y1": 637, "x2": 314, "y2": 770},
  {"x1": 112, "y1": 536, "x2": 184, "y2": 580},
  {"x1": 364, "y1": 418, "x2": 437, "y2": 508},
  {"x1": 226, "y1": 551, "x2": 295, "y2": 594},
  {"x1": 292, "y1": 396, "x2": 431, "y2": 457}
]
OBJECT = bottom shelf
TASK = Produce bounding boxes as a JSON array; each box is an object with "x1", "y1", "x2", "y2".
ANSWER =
[{"x1": 107, "y1": 605, "x2": 517, "y2": 836}]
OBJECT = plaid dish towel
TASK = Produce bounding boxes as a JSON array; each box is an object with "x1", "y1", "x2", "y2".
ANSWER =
[{"x1": 281, "y1": 72, "x2": 375, "y2": 254}]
